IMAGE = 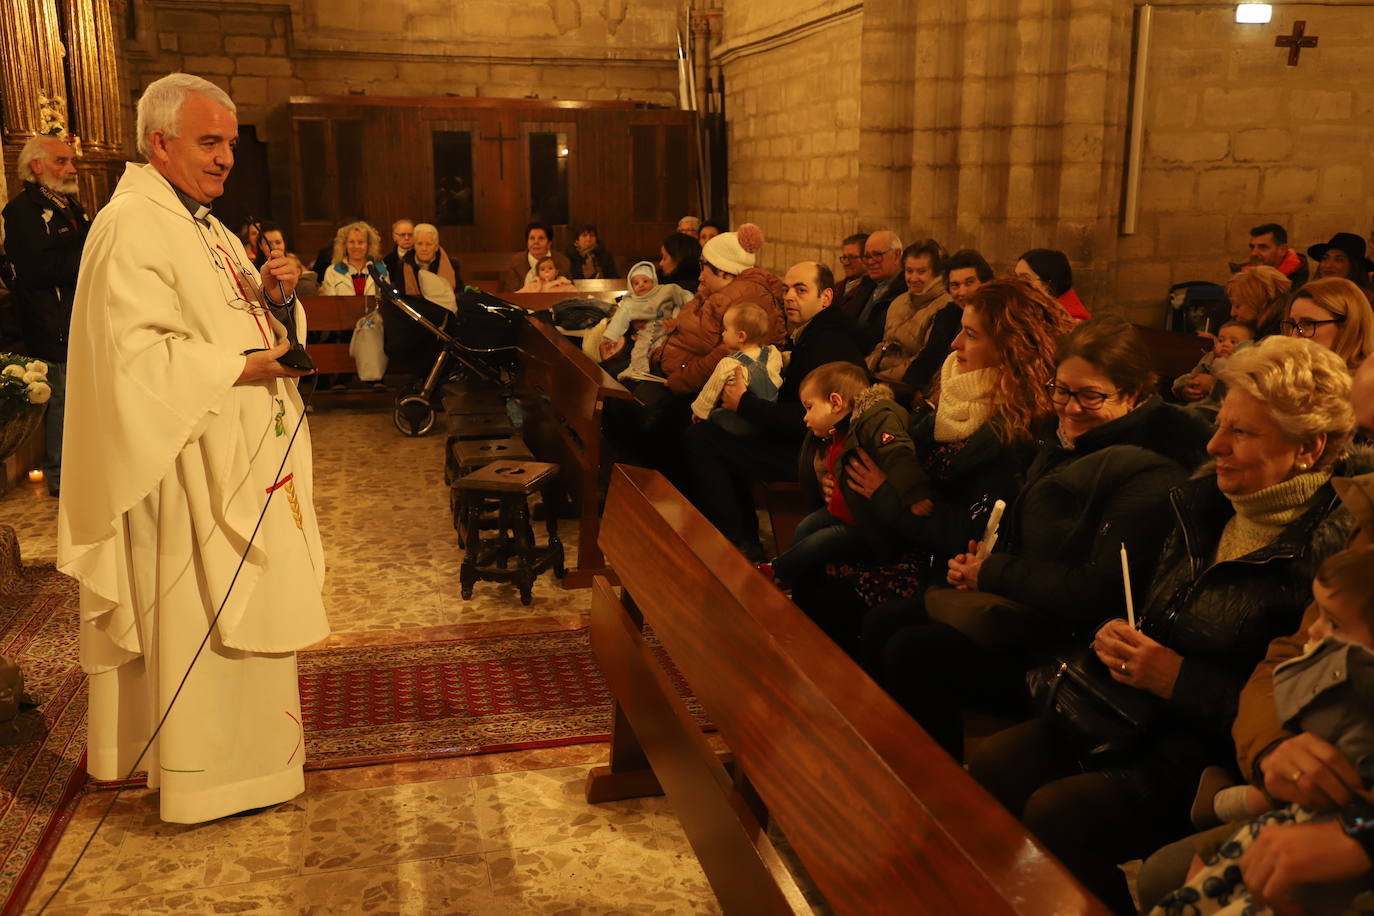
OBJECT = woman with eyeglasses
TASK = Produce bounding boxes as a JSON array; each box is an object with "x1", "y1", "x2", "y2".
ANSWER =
[
  {"x1": 868, "y1": 315, "x2": 1212, "y2": 761},
  {"x1": 968, "y1": 336, "x2": 1368, "y2": 914},
  {"x1": 1282, "y1": 276, "x2": 1374, "y2": 369}
]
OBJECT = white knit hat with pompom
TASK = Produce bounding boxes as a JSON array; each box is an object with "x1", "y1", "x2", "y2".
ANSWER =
[{"x1": 702, "y1": 223, "x2": 764, "y2": 276}]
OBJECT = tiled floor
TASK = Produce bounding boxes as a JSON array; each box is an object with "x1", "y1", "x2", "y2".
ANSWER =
[{"x1": 5, "y1": 405, "x2": 736, "y2": 915}]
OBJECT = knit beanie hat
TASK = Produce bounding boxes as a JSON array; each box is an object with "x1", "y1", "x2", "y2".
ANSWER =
[
  {"x1": 627, "y1": 261, "x2": 658, "y2": 288},
  {"x1": 702, "y1": 223, "x2": 764, "y2": 276}
]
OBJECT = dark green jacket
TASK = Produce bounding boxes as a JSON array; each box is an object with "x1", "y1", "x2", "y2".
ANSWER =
[{"x1": 798, "y1": 384, "x2": 929, "y2": 548}]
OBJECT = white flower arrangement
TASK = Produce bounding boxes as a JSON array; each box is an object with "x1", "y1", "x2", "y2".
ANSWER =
[{"x1": 0, "y1": 353, "x2": 51, "y2": 421}]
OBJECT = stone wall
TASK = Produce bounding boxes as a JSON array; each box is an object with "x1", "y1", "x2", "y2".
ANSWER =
[
  {"x1": 715, "y1": 1, "x2": 864, "y2": 274},
  {"x1": 718, "y1": 0, "x2": 1374, "y2": 324},
  {"x1": 118, "y1": 0, "x2": 682, "y2": 220},
  {"x1": 1116, "y1": 2, "x2": 1374, "y2": 319}
]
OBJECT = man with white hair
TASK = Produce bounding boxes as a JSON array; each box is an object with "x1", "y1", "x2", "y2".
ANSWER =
[
  {"x1": 1, "y1": 134, "x2": 89, "y2": 497},
  {"x1": 677, "y1": 215, "x2": 701, "y2": 238},
  {"x1": 58, "y1": 73, "x2": 329, "y2": 823}
]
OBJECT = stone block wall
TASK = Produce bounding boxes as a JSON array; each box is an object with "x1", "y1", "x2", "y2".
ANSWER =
[
  {"x1": 1116, "y1": 3, "x2": 1374, "y2": 320},
  {"x1": 716, "y1": 2, "x2": 864, "y2": 274}
]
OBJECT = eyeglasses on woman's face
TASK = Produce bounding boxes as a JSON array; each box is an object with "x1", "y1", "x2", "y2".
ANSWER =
[
  {"x1": 1280, "y1": 317, "x2": 1345, "y2": 338},
  {"x1": 1045, "y1": 381, "x2": 1117, "y2": 410}
]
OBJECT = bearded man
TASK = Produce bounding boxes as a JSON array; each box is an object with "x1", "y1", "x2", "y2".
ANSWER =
[
  {"x1": 58, "y1": 72, "x2": 329, "y2": 823},
  {"x1": 2, "y1": 135, "x2": 90, "y2": 496}
]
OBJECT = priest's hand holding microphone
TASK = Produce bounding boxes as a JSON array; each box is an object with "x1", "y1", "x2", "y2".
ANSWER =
[{"x1": 236, "y1": 236, "x2": 314, "y2": 384}]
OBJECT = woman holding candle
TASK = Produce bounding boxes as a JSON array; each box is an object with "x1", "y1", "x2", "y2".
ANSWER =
[
  {"x1": 791, "y1": 279, "x2": 1068, "y2": 641},
  {"x1": 968, "y1": 335, "x2": 1369, "y2": 915},
  {"x1": 865, "y1": 316, "x2": 1212, "y2": 760}
]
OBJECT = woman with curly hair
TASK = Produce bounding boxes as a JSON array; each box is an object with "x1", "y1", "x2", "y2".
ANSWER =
[
  {"x1": 793, "y1": 278, "x2": 1073, "y2": 638},
  {"x1": 864, "y1": 315, "x2": 1215, "y2": 763},
  {"x1": 320, "y1": 220, "x2": 388, "y2": 296}
]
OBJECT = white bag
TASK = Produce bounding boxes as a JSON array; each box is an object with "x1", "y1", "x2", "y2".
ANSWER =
[{"x1": 349, "y1": 308, "x2": 387, "y2": 381}]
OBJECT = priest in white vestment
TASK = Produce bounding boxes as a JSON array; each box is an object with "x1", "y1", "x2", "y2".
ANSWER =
[{"x1": 57, "y1": 73, "x2": 330, "y2": 823}]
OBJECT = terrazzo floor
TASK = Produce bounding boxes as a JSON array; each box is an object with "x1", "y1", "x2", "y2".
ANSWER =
[{"x1": 2, "y1": 405, "x2": 744, "y2": 915}]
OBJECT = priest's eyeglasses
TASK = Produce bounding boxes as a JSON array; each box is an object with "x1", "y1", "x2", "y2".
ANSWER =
[
  {"x1": 1045, "y1": 381, "x2": 1117, "y2": 410},
  {"x1": 1280, "y1": 317, "x2": 1345, "y2": 338}
]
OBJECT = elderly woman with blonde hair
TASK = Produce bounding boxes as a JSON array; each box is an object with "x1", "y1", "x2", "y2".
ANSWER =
[
  {"x1": 1226, "y1": 265, "x2": 1291, "y2": 339},
  {"x1": 967, "y1": 335, "x2": 1373, "y2": 913},
  {"x1": 321, "y1": 220, "x2": 388, "y2": 296},
  {"x1": 1282, "y1": 275, "x2": 1374, "y2": 369}
]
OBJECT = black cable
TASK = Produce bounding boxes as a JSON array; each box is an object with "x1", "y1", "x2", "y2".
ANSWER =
[{"x1": 35, "y1": 263, "x2": 319, "y2": 913}]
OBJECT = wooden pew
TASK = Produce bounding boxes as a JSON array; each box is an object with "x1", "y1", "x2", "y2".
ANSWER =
[
  {"x1": 586, "y1": 464, "x2": 1109, "y2": 915},
  {"x1": 516, "y1": 315, "x2": 634, "y2": 588},
  {"x1": 299, "y1": 294, "x2": 373, "y2": 375}
]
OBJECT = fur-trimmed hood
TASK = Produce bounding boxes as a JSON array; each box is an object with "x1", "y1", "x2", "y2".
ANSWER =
[{"x1": 852, "y1": 382, "x2": 896, "y2": 417}]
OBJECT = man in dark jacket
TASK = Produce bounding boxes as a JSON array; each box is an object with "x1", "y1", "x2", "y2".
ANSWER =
[
  {"x1": 855, "y1": 229, "x2": 905, "y2": 352},
  {"x1": 681, "y1": 260, "x2": 867, "y2": 559},
  {"x1": 2, "y1": 135, "x2": 89, "y2": 497},
  {"x1": 381, "y1": 218, "x2": 414, "y2": 282}
]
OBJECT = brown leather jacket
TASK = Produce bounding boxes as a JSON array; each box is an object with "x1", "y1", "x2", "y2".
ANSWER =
[
  {"x1": 1234, "y1": 471, "x2": 1374, "y2": 782},
  {"x1": 657, "y1": 267, "x2": 786, "y2": 394}
]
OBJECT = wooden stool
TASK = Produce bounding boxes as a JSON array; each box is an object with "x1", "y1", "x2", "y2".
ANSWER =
[
  {"x1": 445, "y1": 434, "x2": 533, "y2": 486},
  {"x1": 447, "y1": 412, "x2": 516, "y2": 440},
  {"x1": 454, "y1": 460, "x2": 564, "y2": 605},
  {"x1": 448, "y1": 437, "x2": 536, "y2": 543}
]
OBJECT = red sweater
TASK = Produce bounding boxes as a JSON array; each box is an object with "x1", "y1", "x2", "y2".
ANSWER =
[{"x1": 824, "y1": 430, "x2": 856, "y2": 525}]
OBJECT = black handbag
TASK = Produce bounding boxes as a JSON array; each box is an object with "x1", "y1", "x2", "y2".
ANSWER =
[{"x1": 1026, "y1": 645, "x2": 1161, "y2": 765}]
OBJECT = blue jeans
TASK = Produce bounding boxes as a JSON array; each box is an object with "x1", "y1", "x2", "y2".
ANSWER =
[
  {"x1": 771, "y1": 507, "x2": 867, "y2": 584},
  {"x1": 43, "y1": 361, "x2": 65, "y2": 493}
]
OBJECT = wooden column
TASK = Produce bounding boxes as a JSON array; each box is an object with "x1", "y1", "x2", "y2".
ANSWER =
[
  {"x1": 0, "y1": 0, "x2": 68, "y2": 145},
  {"x1": 62, "y1": 0, "x2": 126, "y2": 210}
]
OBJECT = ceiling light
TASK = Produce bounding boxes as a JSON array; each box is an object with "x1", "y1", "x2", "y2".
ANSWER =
[{"x1": 1236, "y1": 3, "x2": 1272, "y2": 24}]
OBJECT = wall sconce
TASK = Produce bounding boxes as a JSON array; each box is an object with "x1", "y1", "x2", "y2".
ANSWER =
[
  {"x1": 26, "y1": 469, "x2": 43, "y2": 484},
  {"x1": 1236, "y1": 3, "x2": 1272, "y2": 23}
]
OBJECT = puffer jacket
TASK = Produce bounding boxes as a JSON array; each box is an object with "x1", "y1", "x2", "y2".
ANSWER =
[
  {"x1": 866, "y1": 281, "x2": 953, "y2": 381},
  {"x1": 797, "y1": 384, "x2": 929, "y2": 550},
  {"x1": 1137, "y1": 449, "x2": 1373, "y2": 761},
  {"x1": 978, "y1": 396, "x2": 1213, "y2": 632},
  {"x1": 1235, "y1": 468, "x2": 1374, "y2": 781},
  {"x1": 659, "y1": 267, "x2": 786, "y2": 394}
]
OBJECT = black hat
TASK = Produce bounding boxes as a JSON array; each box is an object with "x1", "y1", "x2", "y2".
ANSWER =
[{"x1": 1308, "y1": 232, "x2": 1374, "y2": 284}]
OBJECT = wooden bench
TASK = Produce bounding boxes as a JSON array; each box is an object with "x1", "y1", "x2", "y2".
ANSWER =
[
  {"x1": 515, "y1": 314, "x2": 634, "y2": 588},
  {"x1": 586, "y1": 464, "x2": 1108, "y2": 915},
  {"x1": 300, "y1": 294, "x2": 373, "y2": 375}
]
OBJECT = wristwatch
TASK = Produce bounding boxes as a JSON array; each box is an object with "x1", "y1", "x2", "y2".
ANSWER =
[{"x1": 1339, "y1": 799, "x2": 1374, "y2": 864}]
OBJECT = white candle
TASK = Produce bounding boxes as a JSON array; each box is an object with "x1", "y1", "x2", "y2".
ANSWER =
[
  {"x1": 976, "y1": 499, "x2": 1006, "y2": 559},
  {"x1": 1121, "y1": 543, "x2": 1136, "y2": 629}
]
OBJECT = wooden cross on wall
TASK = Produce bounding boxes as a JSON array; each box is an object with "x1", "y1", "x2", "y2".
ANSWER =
[
  {"x1": 481, "y1": 128, "x2": 516, "y2": 180},
  {"x1": 1275, "y1": 20, "x2": 1318, "y2": 66}
]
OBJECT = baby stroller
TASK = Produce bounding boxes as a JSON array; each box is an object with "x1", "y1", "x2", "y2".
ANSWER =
[{"x1": 367, "y1": 264, "x2": 522, "y2": 437}]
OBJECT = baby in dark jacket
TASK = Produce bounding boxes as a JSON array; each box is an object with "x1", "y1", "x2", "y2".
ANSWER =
[
  {"x1": 1156, "y1": 545, "x2": 1374, "y2": 916},
  {"x1": 768, "y1": 361, "x2": 928, "y2": 587}
]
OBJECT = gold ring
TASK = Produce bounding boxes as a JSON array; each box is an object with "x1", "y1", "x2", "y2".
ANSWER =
[
  {"x1": 1291, "y1": 770, "x2": 1303, "y2": 782},
  {"x1": 1120, "y1": 662, "x2": 1128, "y2": 673}
]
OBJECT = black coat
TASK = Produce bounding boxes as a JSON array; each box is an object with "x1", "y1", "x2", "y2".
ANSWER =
[
  {"x1": 1141, "y1": 450, "x2": 1374, "y2": 751},
  {"x1": 565, "y1": 244, "x2": 617, "y2": 280},
  {"x1": 855, "y1": 274, "x2": 904, "y2": 353},
  {"x1": 871, "y1": 410, "x2": 1034, "y2": 561},
  {"x1": 736, "y1": 303, "x2": 866, "y2": 443},
  {"x1": 901, "y1": 301, "x2": 962, "y2": 396},
  {"x1": 1, "y1": 182, "x2": 89, "y2": 362},
  {"x1": 978, "y1": 397, "x2": 1213, "y2": 632}
]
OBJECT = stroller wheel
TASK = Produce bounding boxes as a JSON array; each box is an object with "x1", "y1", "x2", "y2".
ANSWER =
[
  {"x1": 394, "y1": 381, "x2": 422, "y2": 407},
  {"x1": 394, "y1": 395, "x2": 436, "y2": 437}
]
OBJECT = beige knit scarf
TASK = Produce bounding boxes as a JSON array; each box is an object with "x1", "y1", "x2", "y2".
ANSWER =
[
  {"x1": 1215, "y1": 468, "x2": 1332, "y2": 563},
  {"x1": 934, "y1": 352, "x2": 998, "y2": 442}
]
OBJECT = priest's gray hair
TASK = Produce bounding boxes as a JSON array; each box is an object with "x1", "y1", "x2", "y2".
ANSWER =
[
  {"x1": 15, "y1": 135, "x2": 53, "y2": 186},
  {"x1": 136, "y1": 72, "x2": 236, "y2": 160}
]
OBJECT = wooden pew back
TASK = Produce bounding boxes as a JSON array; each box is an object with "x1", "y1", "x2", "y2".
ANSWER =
[
  {"x1": 516, "y1": 315, "x2": 631, "y2": 585},
  {"x1": 594, "y1": 464, "x2": 1108, "y2": 915},
  {"x1": 299, "y1": 295, "x2": 373, "y2": 375},
  {"x1": 1132, "y1": 323, "x2": 1210, "y2": 395}
]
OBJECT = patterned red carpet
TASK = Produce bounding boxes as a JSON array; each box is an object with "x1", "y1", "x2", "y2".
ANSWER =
[
  {"x1": 0, "y1": 526, "x2": 88, "y2": 914},
  {"x1": 299, "y1": 628, "x2": 700, "y2": 768}
]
